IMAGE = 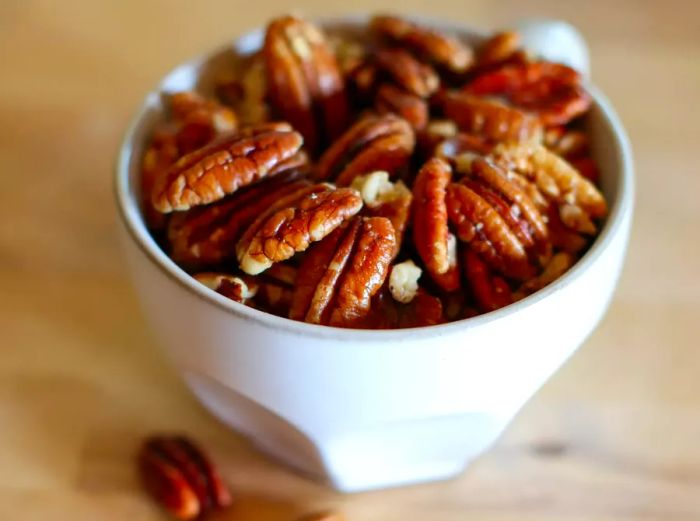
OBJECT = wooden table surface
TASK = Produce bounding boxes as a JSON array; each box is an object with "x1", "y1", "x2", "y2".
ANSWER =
[{"x1": 2, "y1": 0, "x2": 699, "y2": 519}]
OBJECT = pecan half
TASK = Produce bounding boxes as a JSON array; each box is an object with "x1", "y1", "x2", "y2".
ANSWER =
[
  {"x1": 465, "y1": 62, "x2": 591, "y2": 126},
  {"x1": 152, "y1": 124, "x2": 303, "y2": 213},
  {"x1": 167, "y1": 174, "x2": 307, "y2": 269},
  {"x1": 350, "y1": 170, "x2": 412, "y2": 254},
  {"x1": 463, "y1": 249, "x2": 513, "y2": 312},
  {"x1": 514, "y1": 251, "x2": 575, "y2": 300},
  {"x1": 316, "y1": 113, "x2": 415, "y2": 186},
  {"x1": 371, "y1": 15, "x2": 474, "y2": 73},
  {"x1": 139, "y1": 435, "x2": 231, "y2": 520},
  {"x1": 375, "y1": 83, "x2": 429, "y2": 130},
  {"x1": 492, "y1": 142, "x2": 607, "y2": 231},
  {"x1": 412, "y1": 158, "x2": 461, "y2": 291},
  {"x1": 476, "y1": 31, "x2": 521, "y2": 69},
  {"x1": 434, "y1": 132, "x2": 492, "y2": 170},
  {"x1": 374, "y1": 48, "x2": 440, "y2": 98},
  {"x1": 289, "y1": 217, "x2": 396, "y2": 326},
  {"x1": 439, "y1": 90, "x2": 543, "y2": 143},
  {"x1": 264, "y1": 15, "x2": 349, "y2": 153},
  {"x1": 236, "y1": 184, "x2": 363, "y2": 275},
  {"x1": 446, "y1": 182, "x2": 535, "y2": 280}
]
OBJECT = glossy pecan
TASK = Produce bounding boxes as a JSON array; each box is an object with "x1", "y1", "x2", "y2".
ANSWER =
[
  {"x1": 514, "y1": 251, "x2": 575, "y2": 300},
  {"x1": 152, "y1": 123, "x2": 303, "y2": 213},
  {"x1": 446, "y1": 182, "x2": 535, "y2": 280},
  {"x1": 412, "y1": 158, "x2": 461, "y2": 291},
  {"x1": 439, "y1": 90, "x2": 543, "y2": 143},
  {"x1": 465, "y1": 62, "x2": 591, "y2": 126},
  {"x1": 476, "y1": 31, "x2": 521, "y2": 69},
  {"x1": 263, "y1": 15, "x2": 349, "y2": 153},
  {"x1": 350, "y1": 171, "x2": 412, "y2": 254},
  {"x1": 374, "y1": 48, "x2": 440, "y2": 98},
  {"x1": 434, "y1": 132, "x2": 492, "y2": 170},
  {"x1": 492, "y1": 142, "x2": 607, "y2": 232},
  {"x1": 371, "y1": 15, "x2": 473, "y2": 73},
  {"x1": 167, "y1": 174, "x2": 307, "y2": 269},
  {"x1": 463, "y1": 249, "x2": 513, "y2": 312},
  {"x1": 375, "y1": 82, "x2": 429, "y2": 130},
  {"x1": 139, "y1": 435, "x2": 231, "y2": 520},
  {"x1": 366, "y1": 286, "x2": 444, "y2": 329},
  {"x1": 236, "y1": 183, "x2": 363, "y2": 275},
  {"x1": 316, "y1": 113, "x2": 415, "y2": 186},
  {"x1": 289, "y1": 217, "x2": 396, "y2": 326}
]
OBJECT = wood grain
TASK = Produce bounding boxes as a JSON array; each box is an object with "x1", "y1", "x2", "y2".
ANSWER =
[{"x1": 1, "y1": 0, "x2": 699, "y2": 519}]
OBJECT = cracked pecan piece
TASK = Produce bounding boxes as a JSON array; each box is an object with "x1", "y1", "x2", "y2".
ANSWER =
[
  {"x1": 439, "y1": 90, "x2": 542, "y2": 143},
  {"x1": 264, "y1": 15, "x2": 349, "y2": 153},
  {"x1": 465, "y1": 62, "x2": 591, "y2": 126},
  {"x1": 446, "y1": 181, "x2": 535, "y2": 280},
  {"x1": 463, "y1": 249, "x2": 513, "y2": 313},
  {"x1": 139, "y1": 435, "x2": 231, "y2": 520},
  {"x1": 194, "y1": 272, "x2": 258, "y2": 303},
  {"x1": 412, "y1": 158, "x2": 461, "y2": 292},
  {"x1": 289, "y1": 217, "x2": 396, "y2": 327},
  {"x1": 371, "y1": 15, "x2": 473, "y2": 73},
  {"x1": 236, "y1": 183, "x2": 363, "y2": 275},
  {"x1": 492, "y1": 142, "x2": 607, "y2": 232},
  {"x1": 375, "y1": 82, "x2": 429, "y2": 130},
  {"x1": 168, "y1": 174, "x2": 307, "y2": 269},
  {"x1": 316, "y1": 113, "x2": 415, "y2": 186},
  {"x1": 152, "y1": 123, "x2": 303, "y2": 213},
  {"x1": 351, "y1": 171, "x2": 412, "y2": 254}
]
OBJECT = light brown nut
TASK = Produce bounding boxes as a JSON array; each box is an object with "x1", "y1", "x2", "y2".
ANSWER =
[
  {"x1": 476, "y1": 31, "x2": 521, "y2": 68},
  {"x1": 514, "y1": 251, "x2": 575, "y2": 300},
  {"x1": 367, "y1": 287, "x2": 444, "y2": 329},
  {"x1": 463, "y1": 249, "x2": 513, "y2": 313},
  {"x1": 350, "y1": 171, "x2": 412, "y2": 254},
  {"x1": 440, "y1": 90, "x2": 543, "y2": 143},
  {"x1": 316, "y1": 113, "x2": 415, "y2": 186},
  {"x1": 446, "y1": 182, "x2": 535, "y2": 280},
  {"x1": 152, "y1": 125, "x2": 304, "y2": 213},
  {"x1": 375, "y1": 83, "x2": 429, "y2": 130},
  {"x1": 216, "y1": 53, "x2": 270, "y2": 125},
  {"x1": 167, "y1": 175, "x2": 307, "y2": 269},
  {"x1": 263, "y1": 15, "x2": 349, "y2": 153},
  {"x1": 236, "y1": 184, "x2": 363, "y2": 275},
  {"x1": 492, "y1": 142, "x2": 607, "y2": 221},
  {"x1": 371, "y1": 15, "x2": 474, "y2": 73},
  {"x1": 388, "y1": 260, "x2": 422, "y2": 303},
  {"x1": 412, "y1": 158, "x2": 461, "y2": 291},
  {"x1": 139, "y1": 436, "x2": 231, "y2": 520},
  {"x1": 374, "y1": 48, "x2": 440, "y2": 98},
  {"x1": 546, "y1": 202, "x2": 589, "y2": 253},
  {"x1": 193, "y1": 272, "x2": 258, "y2": 303},
  {"x1": 289, "y1": 217, "x2": 396, "y2": 327}
]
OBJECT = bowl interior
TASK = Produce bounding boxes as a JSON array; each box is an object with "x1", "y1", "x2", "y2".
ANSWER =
[{"x1": 115, "y1": 16, "x2": 633, "y2": 339}]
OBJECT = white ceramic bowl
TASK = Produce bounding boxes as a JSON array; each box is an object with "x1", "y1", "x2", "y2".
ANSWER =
[{"x1": 115, "y1": 16, "x2": 634, "y2": 492}]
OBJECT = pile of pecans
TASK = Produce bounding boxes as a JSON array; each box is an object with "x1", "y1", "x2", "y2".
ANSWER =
[{"x1": 140, "y1": 14, "x2": 607, "y2": 329}]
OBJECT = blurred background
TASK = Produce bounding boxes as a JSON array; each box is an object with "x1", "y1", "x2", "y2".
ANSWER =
[{"x1": 1, "y1": 0, "x2": 699, "y2": 519}]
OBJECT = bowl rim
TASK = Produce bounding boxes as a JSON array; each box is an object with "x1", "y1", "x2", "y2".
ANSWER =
[{"x1": 114, "y1": 15, "x2": 634, "y2": 342}]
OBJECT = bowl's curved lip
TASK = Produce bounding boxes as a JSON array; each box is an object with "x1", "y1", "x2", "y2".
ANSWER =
[{"x1": 114, "y1": 15, "x2": 634, "y2": 343}]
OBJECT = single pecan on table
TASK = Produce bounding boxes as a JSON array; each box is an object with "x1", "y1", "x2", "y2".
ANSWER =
[
  {"x1": 140, "y1": 13, "x2": 610, "y2": 327},
  {"x1": 139, "y1": 435, "x2": 231, "y2": 520}
]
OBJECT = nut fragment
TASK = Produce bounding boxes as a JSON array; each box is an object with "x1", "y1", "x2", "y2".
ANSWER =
[
  {"x1": 194, "y1": 273, "x2": 258, "y2": 303},
  {"x1": 350, "y1": 170, "x2": 412, "y2": 252},
  {"x1": 290, "y1": 217, "x2": 396, "y2": 326},
  {"x1": 371, "y1": 15, "x2": 474, "y2": 73},
  {"x1": 152, "y1": 124, "x2": 304, "y2": 212},
  {"x1": 236, "y1": 184, "x2": 363, "y2": 275},
  {"x1": 388, "y1": 260, "x2": 422, "y2": 303},
  {"x1": 139, "y1": 435, "x2": 231, "y2": 520},
  {"x1": 316, "y1": 113, "x2": 415, "y2": 186},
  {"x1": 440, "y1": 90, "x2": 542, "y2": 143},
  {"x1": 514, "y1": 251, "x2": 575, "y2": 300},
  {"x1": 264, "y1": 15, "x2": 349, "y2": 152}
]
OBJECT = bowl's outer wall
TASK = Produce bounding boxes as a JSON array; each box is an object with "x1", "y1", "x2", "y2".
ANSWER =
[{"x1": 116, "y1": 19, "x2": 634, "y2": 492}]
